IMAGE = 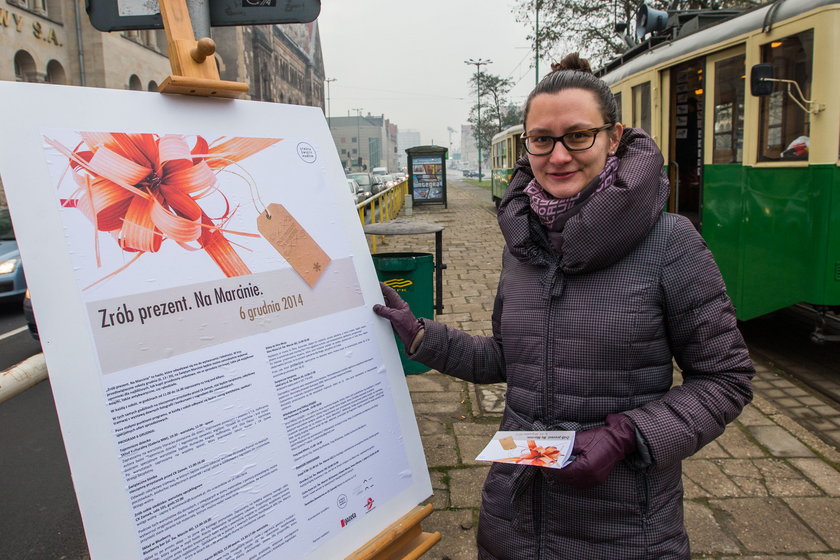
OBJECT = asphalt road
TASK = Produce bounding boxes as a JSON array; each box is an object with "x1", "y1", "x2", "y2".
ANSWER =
[{"x1": 0, "y1": 302, "x2": 89, "y2": 560}]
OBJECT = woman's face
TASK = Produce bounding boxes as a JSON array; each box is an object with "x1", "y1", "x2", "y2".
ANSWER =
[{"x1": 525, "y1": 88, "x2": 623, "y2": 199}]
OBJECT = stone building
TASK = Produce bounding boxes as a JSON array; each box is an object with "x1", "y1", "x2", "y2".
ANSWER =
[
  {"x1": 329, "y1": 113, "x2": 399, "y2": 173},
  {"x1": 0, "y1": 0, "x2": 325, "y2": 203}
]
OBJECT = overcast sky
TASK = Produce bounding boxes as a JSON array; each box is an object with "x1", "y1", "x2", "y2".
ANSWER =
[{"x1": 316, "y1": 0, "x2": 551, "y2": 151}]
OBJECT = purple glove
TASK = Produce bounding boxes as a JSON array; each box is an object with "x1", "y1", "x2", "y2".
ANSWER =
[
  {"x1": 548, "y1": 413, "x2": 637, "y2": 489},
  {"x1": 372, "y1": 282, "x2": 424, "y2": 352}
]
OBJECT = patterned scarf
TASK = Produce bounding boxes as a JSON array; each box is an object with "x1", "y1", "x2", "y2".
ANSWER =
[{"x1": 525, "y1": 155, "x2": 620, "y2": 230}]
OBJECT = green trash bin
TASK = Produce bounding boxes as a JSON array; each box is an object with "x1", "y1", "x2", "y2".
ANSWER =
[{"x1": 372, "y1": 252, "x2": 434, "y2": 374}]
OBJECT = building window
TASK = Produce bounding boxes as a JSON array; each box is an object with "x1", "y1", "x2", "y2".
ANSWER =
[
  {"x1": 147, "y1": 80, "x2": 158, "y2": 92},
  {"x1": 712, "y1": 54, "x2": 745, "y2": 163},
  {"x1": 14, "y1": 50, "x2": 37, "y2": 83},
  {"x1": 46, "y1": 60, "x2": 66, "y2": 85},
  {"x1": 128, "y1": 74, "x2": 143, "y2": 90},
  {"x1": 758, "y1": 30, "x2": 813, "y2": 161}
]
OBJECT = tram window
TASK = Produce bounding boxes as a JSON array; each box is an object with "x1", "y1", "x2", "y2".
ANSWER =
[
  {"x1": 758, "y1": 30, "x2": 813, "y2": 162},
  {"x1": 632, "y1": 82, "x2": 651, "y2": 134},
  {"x1": 614, "y1": 92, "x2": 623, "y2": 123},
  {"x1": 713, "y1": 54, "x2": 745, "y2": 163}
]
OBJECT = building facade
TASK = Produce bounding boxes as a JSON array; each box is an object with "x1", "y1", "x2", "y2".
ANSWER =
[
  {"x1": 397, "y1": 129, "x2": 422, "y2": 170},
  {"x1": 329, "y1": 113, "x2": 398, "y2": 173}
]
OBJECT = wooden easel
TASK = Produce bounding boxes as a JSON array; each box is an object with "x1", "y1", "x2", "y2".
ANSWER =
[
  {"x1": 153, "y1": 2, "x2": 442, "y2": 558},
  {"x1": 157, "y1": 0, "x2": 249, "y2": 97}
]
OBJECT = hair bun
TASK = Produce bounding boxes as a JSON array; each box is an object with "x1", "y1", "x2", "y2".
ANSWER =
[{"x1": 551, "y1": 53, "x2": 592, "y2": 74}]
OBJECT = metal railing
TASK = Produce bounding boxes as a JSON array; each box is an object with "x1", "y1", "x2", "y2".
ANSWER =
[{"x1": 356, "y1": 180, "x2": 408, "y2": 252}]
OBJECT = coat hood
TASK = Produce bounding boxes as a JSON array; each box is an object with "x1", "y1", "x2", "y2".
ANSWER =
[{"x1": 497, "y1": 128, "x2": 670, "y2": 275}]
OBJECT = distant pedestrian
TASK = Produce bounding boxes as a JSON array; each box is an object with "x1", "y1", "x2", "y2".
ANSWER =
[{"x1": 374, "y1": 52, "x2": 754, "y2": 559}]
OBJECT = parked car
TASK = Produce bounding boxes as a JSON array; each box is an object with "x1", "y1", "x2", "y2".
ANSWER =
[
  {"x1": 348, "y1": 172, "x2": 381, "y2": 195},
  {"x1": 347, "y1": 178, "x2": 368, "y2": 205},
  {"x1": 0, "y1": 207, "x2": 26, "y2": 304},
  {"x1": 22, "y1": 289, "x2": 38, "y2": 341}
]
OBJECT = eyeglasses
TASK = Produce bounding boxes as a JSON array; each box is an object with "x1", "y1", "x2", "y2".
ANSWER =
[{"x1": 521, "y1": 123, "x2": 615, "y2": 155}]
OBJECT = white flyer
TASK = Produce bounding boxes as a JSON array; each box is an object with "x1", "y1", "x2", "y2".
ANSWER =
[{"x1": 475, "y1": 431, "x2": 576, "y2": 469}]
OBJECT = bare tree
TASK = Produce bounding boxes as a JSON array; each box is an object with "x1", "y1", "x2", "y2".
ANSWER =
[
  {"x1": 467, "y1": 72, "x2": 522, "y2": 165},
  {"x1": 514, "y1": 0, "x2": 763, "y2": 68}
]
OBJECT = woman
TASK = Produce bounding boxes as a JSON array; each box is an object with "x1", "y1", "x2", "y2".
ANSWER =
[{"x1": 374, "y1": 54, "x2": 753, "y2": 559}]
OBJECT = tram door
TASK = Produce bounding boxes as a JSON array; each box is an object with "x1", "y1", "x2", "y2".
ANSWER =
[{"x1": 668, "y1": 57, "x2": 705, "y2": 231}]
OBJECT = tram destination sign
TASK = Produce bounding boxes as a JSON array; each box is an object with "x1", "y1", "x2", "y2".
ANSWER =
[{"x1": 86, "y1": 0, "x2": 320, "y2": 31}]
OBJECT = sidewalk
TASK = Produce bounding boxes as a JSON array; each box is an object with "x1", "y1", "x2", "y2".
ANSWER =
[{"x1": 378, "y1": 181, "x2": 840, "y2": 560}]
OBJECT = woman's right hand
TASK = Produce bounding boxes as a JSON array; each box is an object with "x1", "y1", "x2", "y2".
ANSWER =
[{"x1": 373, "y1": 282, "x2": 425, "y2": 353}]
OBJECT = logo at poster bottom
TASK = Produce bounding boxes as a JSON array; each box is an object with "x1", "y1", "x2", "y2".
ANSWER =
[{"x1": 340, "y1": 512, "x2": 357, "y2": 527}]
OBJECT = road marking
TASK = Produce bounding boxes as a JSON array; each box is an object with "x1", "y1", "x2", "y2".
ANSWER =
[{"x1": 0, "y1": 326, "x2": 28, "y2": 342}]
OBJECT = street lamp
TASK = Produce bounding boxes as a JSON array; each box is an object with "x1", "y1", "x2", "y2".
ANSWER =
[
  {"x1": 535, "y1": 0, "x2": 540, "y2": 86},
  {"x1": 464, "y1": 58, "x2": 492, "y2": 182},
  {"x1": 325, "y1": 77, "x2": 336, "y2": 129},
  {"x1": 353, "y1": 107, "x2": 364, "y2": 171}
]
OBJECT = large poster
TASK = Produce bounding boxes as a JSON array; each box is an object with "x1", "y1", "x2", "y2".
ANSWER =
[
  {"x1": 0, "y1": 82, "x2": 431, "y2": 560},
  {"x1": 410, "y1": 156, "x2": 444, "y2": 202}
]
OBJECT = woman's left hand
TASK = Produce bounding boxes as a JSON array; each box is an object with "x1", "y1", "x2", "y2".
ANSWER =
[{"x1": 547, "y1": 413, "x2": 637, "y2": 488}]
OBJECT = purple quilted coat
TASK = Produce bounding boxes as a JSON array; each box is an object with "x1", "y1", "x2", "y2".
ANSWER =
[{"x1": 411, "y1": 129, "x2": 754, "y2": 559}]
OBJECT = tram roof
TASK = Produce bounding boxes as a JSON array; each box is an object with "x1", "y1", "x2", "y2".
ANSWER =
[
  {"x1": 599, "y1": 0, "x2": 839, "y2": 85},
  {"x1": 492, "y1": 124, "x2": 524, "y2": 143}
]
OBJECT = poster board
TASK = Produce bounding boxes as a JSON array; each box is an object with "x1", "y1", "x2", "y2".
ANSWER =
[
  {"x1": 406, "y1": 146, "x2": 447, "y2": 208},
  {"x1": 0, "y1": 82, "x2": 432, "y2": 560}
]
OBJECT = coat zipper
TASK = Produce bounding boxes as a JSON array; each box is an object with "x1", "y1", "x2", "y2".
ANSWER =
[{"x1": 537, "y1": 271, "x2": 558, "y2": 559}]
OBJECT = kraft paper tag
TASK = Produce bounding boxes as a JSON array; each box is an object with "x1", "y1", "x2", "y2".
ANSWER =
[
  {"x1": 257, "y1": 203, "x2": 331, "y2": 288},
  {"x1": 499, "y1": 436, "x2": 516, "y2": 450}
]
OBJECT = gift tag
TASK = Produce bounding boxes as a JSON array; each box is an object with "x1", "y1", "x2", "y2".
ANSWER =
[
  {"x1": 257, "y1": 203, "x2": 331, "y2": 288},
  {"x1": 499, "y1": 436, "x2": 516, "y2": 450}
]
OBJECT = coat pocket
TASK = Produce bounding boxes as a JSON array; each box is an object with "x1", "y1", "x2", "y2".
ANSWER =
[{"x1": 481, "y1": 463, "x2": 516, "y2": 521}]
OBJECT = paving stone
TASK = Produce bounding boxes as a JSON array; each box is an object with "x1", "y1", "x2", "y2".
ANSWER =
[
  {"x1": 449, "y1": 467, "x2": 489, "y2": 509},
  {"x1": 428, "y1": 470, "x2": 450, "y2": 510},
  {"x1": 683, "y1": 460, "x2": 743, "y2": 497},
  {"x1": 693, "y1": 439, "x2": 730, "y2": 459},
  {"x1": 754, "y1": 459, "x2": 821, "y2": 497},
  {"x1": 412, "y1": 399, "x2": 466, "y2": 415},
  {"x1": 747, "y1": 425, "x2": 816, "y2": 457},
  {"x1": 736, "y1": 404, "x2": 776, "y2": 426},
  {"x1": 407, "y1": 374, "x2": 449, "y2": 392},
  {"x1": 784, "y1": 497, "x2": 840, "y2": 548},
  {"x1": 456, "y1": 435, "x2": 495, "y2": 466},
  {"x1": 682, "y1": 475, "x2": 710, "y2": 499},
  {"x1": 452, "y1": 422, "x2": 499, "y2": 437},
  {"x1": 710, "y1": 497, "x2": 828, "y2": 553},
  {"x1": 423, "y1": 509, "x2": 477, "y2": 560},
  {"x1": 808, "y1": 554, "x2": 840, "y2": 559},
  {"x1": 684, "y1": 500, "x2": 740, "y2": 555},
  {"x1": 421, "y1": 434, "x2": 459, "y2": 467},
  {"x1": 716, "y1": 425, "x2": 766, "y2": 458},
  {"x1": 716, "y1": 459, "x2": 767, "y2": 496},
  {"x1": 416, "y1": 414, "x2": 450, "y2": 435},
  {"x1": 789, "y1": 458, "x2": 840, "y2": 497}
]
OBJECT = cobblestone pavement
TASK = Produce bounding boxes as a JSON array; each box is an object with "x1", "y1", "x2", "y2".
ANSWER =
[{"x1": 376, "y1": 180, "x2": 840, "y2": 560}]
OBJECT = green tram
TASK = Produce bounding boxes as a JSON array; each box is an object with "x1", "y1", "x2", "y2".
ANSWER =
[
  {"x1": 491, "y1": 124, "x2": 525, "y2": 207},
  {"x1": 493, "y1": 0, "x2": 840, "y2": 334}
]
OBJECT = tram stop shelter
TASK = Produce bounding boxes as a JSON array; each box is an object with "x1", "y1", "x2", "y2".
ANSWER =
[{"x1": 406, "y1": 145, "x2": 448, "y2": 208}]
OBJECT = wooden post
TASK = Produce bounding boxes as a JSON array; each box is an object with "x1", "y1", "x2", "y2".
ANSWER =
[
  {"x1": 345, "y1": 504, "x2": 440, "y2": 560},
  {"x1": 156, "y1": 0, "x2": 249, "y2": 98}
]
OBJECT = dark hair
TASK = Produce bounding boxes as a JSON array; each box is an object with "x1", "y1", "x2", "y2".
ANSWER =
[{"x1": 522, "y1": 53, "x2": 619, "y2": 128}]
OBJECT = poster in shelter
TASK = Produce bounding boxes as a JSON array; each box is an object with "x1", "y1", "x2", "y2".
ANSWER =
[{"x1": 0, "y1": 81, "x2": 432, "y2": 560}]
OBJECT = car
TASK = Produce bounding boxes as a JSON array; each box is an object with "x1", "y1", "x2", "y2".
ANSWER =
[
  {"x1": 347, "y1": 178, "x2": 368, "y2": 205},
  {"x1": 348, "y1": 172, "x2": 381, "y2": 195},
  {"x1": 372, "y1": 175, "x2": 390, "y2": 192},
  {"x1": 22, "y1": 289, "x2": 38, "y2": 341},
  {"x1": 371, "y1": 167, "x2": 388, "y2": 176},
  {"x1": 0, "y1": 207, "x2": 27, "y2": 304}
]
